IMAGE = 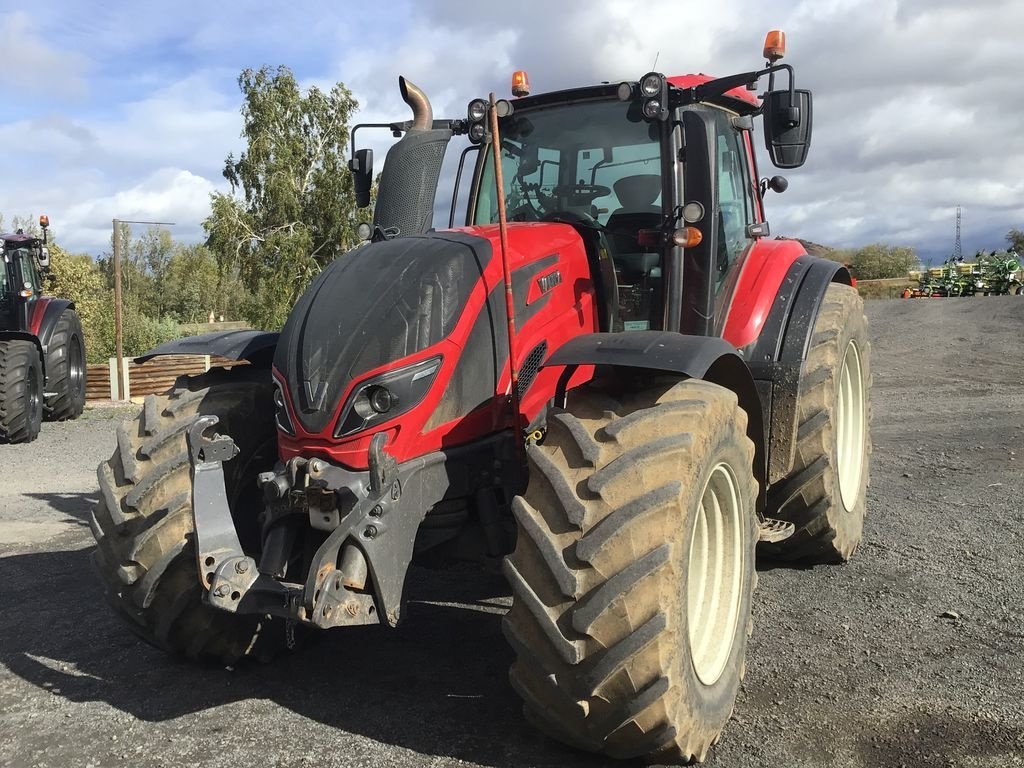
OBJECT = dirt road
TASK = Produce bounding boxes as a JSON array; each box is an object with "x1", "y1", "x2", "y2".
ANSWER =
[{"x1": 1, "y1": 297, "x2": 1022, "y2": 768}]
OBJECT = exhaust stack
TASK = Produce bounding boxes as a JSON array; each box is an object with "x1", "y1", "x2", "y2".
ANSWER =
[
  {"x1": 372, "y1": 76, "x2": 452, "y2": 237},
  {"x1": 400, "y1": 77, "x2": 433, "y2": 131}
]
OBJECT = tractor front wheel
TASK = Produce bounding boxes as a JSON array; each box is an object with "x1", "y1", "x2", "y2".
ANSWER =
[
  {"x1": 90, "y1": 367, "x2": 283, "y2": 663},
  {"x1": 503, "y1": 379, "x2": 758, "y2": 763},
  {"x1": 0, "y1": 340, "x2": 44, "y2": 443},
  {"x1": 763, "y1": 283, "x2": 871, "y2": 563}
]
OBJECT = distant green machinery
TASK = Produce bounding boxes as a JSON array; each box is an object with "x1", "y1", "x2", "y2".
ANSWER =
[{"x1": 903, "y1": 251, "x2": 1022, "y2": 298}]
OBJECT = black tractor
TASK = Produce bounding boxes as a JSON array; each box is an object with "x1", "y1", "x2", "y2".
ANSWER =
[{"x1": 0, "y1": 216, "x2": 87, "y2": 442}]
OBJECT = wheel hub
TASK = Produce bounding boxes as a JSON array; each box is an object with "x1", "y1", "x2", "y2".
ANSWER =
[
  {"x1": 836, "y1": 340, "x2": 866, "y2": 510},
  {"x1": 687, "y1": 463, "x2": 743, "y2": 686}
]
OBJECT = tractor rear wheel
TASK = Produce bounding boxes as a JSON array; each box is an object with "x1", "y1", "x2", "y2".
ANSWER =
[
  {"x1": 90, "y1": 367, "x2": 282, "y2": 663},
  {"x1": 763, "y1": 283, "x2": 871, "y2": 563},
  {"x1": 44, "y1": 308, "x2": 87, "y2": 421},
  {"x1": 503, "y1": 379, "x2": 758, "y2": 763},
  {"x1": 0, "y1": 340, "x2": 44, "y2": 443}
]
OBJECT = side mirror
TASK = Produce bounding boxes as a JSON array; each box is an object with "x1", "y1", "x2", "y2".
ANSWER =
[
  {"x1": 37, "y1": 246, "x2": 51, "y2": 271},
  {"x1": 349, "y1": 148, "x2": 374, "y2": 208},
  {"x1": 763, "y1": 89, "x2": 812, "y2": 169}
]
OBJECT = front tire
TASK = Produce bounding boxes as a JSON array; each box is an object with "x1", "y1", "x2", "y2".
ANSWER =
[
  {"x1": 503, "y1": 379, "x2": 757, "y2": 763},
  {"x1": 764, "y1": 283, "x2": 872, "y2": 563},
  {"x1": 0, "y1": 340, "x2": 44, "y2": 443},
  {"x1": 90, "y1": 367, "x2": 280, "y2": 663},
  {"x1": 44, "y1": 308, "x2": 87, "y2": 421}
]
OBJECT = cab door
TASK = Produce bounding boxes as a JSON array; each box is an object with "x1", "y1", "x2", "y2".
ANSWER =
[
  {"x1": 14, "y1": 249, "x2": 41, "y2": 332},
  {"x1": 678, "y1": 106, "x2": 759, "y2": 337}
]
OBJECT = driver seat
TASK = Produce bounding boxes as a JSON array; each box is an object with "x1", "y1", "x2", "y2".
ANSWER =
[{"x1": 606, "y1": 174, "x2": 662, "y2": 276}]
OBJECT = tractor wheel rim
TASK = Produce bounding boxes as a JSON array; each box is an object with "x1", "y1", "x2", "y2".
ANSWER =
[
  {"x1": 687, "y1": 462, "x2": 743, "y2": 686},
  {"x1": 836, "y1": 340, "x2": 866, "y2": 510},
  {"x1": 28, "y1": 366, "x2": 41, "y2": 427},
  {"x1": 69, "y1": 337, "x2": 85, "y2": 396}
]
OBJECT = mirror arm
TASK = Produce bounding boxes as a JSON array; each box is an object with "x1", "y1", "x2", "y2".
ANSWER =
[{"x1": 682, "y1": 63, "x2": 794, "y2": 107}]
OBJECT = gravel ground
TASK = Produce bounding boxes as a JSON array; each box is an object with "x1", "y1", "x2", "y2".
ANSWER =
[{"x1": 1, "y1": 296, "x2": 1022, "y2": 768}]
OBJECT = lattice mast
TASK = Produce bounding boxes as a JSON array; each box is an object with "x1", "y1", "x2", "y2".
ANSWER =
[{"x1": 953, "y1": 205, "x2": 962, "y2": 262}]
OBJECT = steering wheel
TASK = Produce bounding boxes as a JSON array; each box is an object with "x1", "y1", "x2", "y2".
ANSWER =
[
  {"x1": 540, "y1": 209, "x2": 603, "y2": 231},
  {"x1": 550, "y1": 183, "x2": 612, "y2": 206}
]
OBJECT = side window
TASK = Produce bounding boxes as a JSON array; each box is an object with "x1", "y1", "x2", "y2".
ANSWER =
[
  {"x1": 17, "y1": 252, "x2": 41, "y2": 293},
  {"x1": 713, "y1": 113, "x2": 756, "y2": 290}
]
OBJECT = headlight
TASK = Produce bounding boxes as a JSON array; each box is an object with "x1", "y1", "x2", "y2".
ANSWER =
[
  {"x1": 469, "y1": 122, "x2": 487, "y2": 143},
  {"x1": 274, "y1": 381, "x2": 295, "y2": 435},
  {"x1": 468, "y1": 99, "x2": 488, "y2": 122},
  {"x1": 640, "y1": 73, "x2": 664, "y2": 97},
  {"x1": 334, "y1": 356, "x2": 442, "y2": 437},
  {"x1": 642, "y1": 98, "x2": 663, "y2": 119}
]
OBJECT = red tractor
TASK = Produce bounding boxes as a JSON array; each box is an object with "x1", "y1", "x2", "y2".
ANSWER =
[
  {"x1": 0, "y1": 217, "x2": 87, "y2": 442},
  {"x1": 91, "y1": 32, "x2": 870, "y2": 763}
]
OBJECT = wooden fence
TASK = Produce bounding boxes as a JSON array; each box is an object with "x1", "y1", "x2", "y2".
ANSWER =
[{"x1": 86, "y1": 355, "x2": 247, "y2": 402}]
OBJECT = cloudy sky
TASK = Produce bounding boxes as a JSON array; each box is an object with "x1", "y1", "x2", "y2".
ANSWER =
[{"x1": 1, "y1": 0, "x2": 1022, "y2": 263}]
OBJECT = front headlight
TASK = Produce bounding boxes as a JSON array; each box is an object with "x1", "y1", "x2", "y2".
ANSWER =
[
  {"x1": 334, "y1": 356, "x2": 442, "y2": 437},
  {"x1": 274, "y1": 380, "x2": 296, "y2": 435}
]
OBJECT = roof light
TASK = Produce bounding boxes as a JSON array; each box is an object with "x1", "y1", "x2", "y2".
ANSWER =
[
  {"x1": 640, "y1": 72, "x2": 664, "y2": 98},
  {"x1": 39, "y1": 215, "x2": 49, "y2": 229},
  {"x1": 511, "y1": 70, "x2": 530, "y2": 97},
  {"x1": 763, "y1": 30, "x2": 786, "y2": 63},
  {"x1": 468, "y1": 98, "x2": 488, "y2": 122}
]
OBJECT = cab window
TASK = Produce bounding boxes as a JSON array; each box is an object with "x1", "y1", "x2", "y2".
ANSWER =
[
  {"x1": 712, "y1": 113, "x2": 756, "y2": 291},
  {"x1": 16, "y1": 250, "x2": 41, "y2": 294}
]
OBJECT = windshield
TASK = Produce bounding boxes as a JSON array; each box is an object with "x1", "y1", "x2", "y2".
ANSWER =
[
  {"x1": 473, "y1": 98, "x2": 667, "y2": 332},
  {"x1": 474, "y1": 99, "x2": 663, "y2": 226}
]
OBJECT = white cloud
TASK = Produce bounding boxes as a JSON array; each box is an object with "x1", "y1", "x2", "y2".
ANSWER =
[
  {"x1": 61, "y1": 168, "x2": 218, "y2": 252},
  {"x1": 0, "y1": 11, "x2": 91, "y2": 98}
]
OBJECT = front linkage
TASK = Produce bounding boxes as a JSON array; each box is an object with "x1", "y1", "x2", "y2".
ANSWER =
[{"x1": 186, "y1": 416, "x2": 518, "y2": 629}]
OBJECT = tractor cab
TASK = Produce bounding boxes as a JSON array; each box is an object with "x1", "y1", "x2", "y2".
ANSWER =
[
  {"x1": 0, "y1": 227, "x2": 49, "y2": 333},
  {"x1": 353, "y1": 37, "x2": 813, "y2": 343}
]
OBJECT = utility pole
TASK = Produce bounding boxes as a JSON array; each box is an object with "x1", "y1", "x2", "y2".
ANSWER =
[
  {"x1": 953, "y1": 205, "x2": 963, "y2": 262},
  {"x1": 111, "y1": 218, "x2": 175, "y2": 401}
]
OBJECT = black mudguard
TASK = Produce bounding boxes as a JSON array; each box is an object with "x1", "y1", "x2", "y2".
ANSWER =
[
  {"x1": 545, "y1": 331, "x2": 767, "y2": 511},
  {"x1": 136, "y1": 330, "x2": 280, "y2": 367},
  {"x1": 36, "y1": 298, "x2": 74, "y2": 352},
  {"x1": 745, "y1": 256, "x2": 853, "y2": 485}
]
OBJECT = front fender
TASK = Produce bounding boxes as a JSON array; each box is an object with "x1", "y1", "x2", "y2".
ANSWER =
[
  {"x1": 544, "y1": 331, "x2": 766, "y2": 511},
  {"x1": 136, "y1": 330, "x2": 279, "y2": 367}
]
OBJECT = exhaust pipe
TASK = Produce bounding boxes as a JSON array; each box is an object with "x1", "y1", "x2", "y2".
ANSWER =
[
  {"x1": 399, "y1": 76, "x2": 433, "y2": 131},
  {"x1": 372, "y1": 76, "x2": 453, "y2": 236}
]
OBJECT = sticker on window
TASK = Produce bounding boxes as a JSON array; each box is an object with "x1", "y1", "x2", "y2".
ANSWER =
[{"x1": 624, "y1": 320, "x2": 650, "y2": 331}]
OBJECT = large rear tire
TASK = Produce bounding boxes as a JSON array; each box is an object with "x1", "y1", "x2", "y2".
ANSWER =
[
  {"x1": 44, "y1": 308, "x2": 87, "y2": 421},
  {"x1": 503, "y1": 379, "x2": 757, "y2": 763},
  {"x1": 0, "y1": 340, "x2": 44, "y2": 443},
  {"x1": 90, "y1": 367, "x2": 281, "y2": 663},
  {"x1": 763, "y1": 283, "x2": 871, "y2": 563}
]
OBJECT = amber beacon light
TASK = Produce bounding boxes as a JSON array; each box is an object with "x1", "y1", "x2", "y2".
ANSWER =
[
  {"x1": 511, "y1": 70, "x2": 530, "y2": 97},
  {"x1": 763, "y1": 30, "x2": 786, "y2": 62}
]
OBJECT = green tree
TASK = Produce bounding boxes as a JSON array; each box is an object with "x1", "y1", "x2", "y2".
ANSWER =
[
  {"x1": 1006, "y1": 228, "x2": 1024, "y2": 253},
  {"x1": 204, "y1": 65, "x2": 363, "y2": 329},
  {"x1": 846, "y1": 243, "x2": 919, "y2": 280}
]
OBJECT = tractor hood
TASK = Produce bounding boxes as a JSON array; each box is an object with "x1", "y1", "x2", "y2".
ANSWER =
[{"x1": 274, "y1": 231, "x2": 493, "y2": 434}]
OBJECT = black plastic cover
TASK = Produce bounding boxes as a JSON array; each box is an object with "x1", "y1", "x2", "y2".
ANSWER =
[
  {"x1": 275, "y1": 232, "x2": 493, "y2": 434},
  {"x1": 135, "y1": 330, "x2": 279, "y2": 365}
]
